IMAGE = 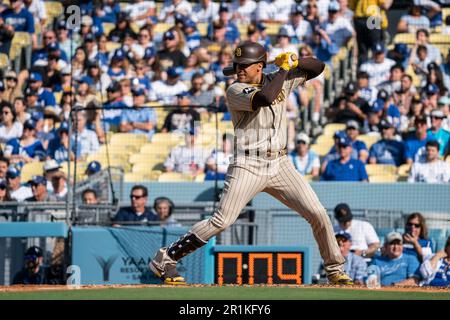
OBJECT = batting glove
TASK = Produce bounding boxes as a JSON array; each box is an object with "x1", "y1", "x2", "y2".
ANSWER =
[{"x1": 274, "y1": 52, "x2": 298, "y2": 71}]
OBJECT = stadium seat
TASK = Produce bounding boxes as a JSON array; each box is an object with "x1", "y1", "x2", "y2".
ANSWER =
[
  {"x1": 151, "y1": 133, "x2": 184, "y2": 145},
  {"x1": 158, "y1": 172, "x2": 194, "y2": 182},
  {"x1": 264, "y1": 22, "x2": 281, "y2": 36},
  {"x1": 323, "y1": 123, "x2": 346, "y2": 137},
  {"x1": 310, "y1": 144, "x2": 331, "y2": 157},
  {"x1": 397, "y1": 164, "x2": 412, "y2": 176},
  {"x1": 0, "y1": 53, "x2": 9, "y2": 70},
  {"x1": 365, "y1": 164, "x2": 397, "y2": 176},
  {"x1": 315, "y1": 135, "x2": 334, "y2": 148},
  {"x1": 368, "y1": 174, "x2": 399, "y2": 183},
  {"x1": 124, "y1": 171, "x2": 162, "y2": 182},
  {"x1": 153, "y1": 23, "x2": 172, "y2": 35},
  {"x1": 197, "y1": 23, "x2": 208, "y2": 37},
  {"x1": 110, "y1": 133, "x2": 149, "y2": 147},
  {"x1": 393, "y1": 33, "x2": 416, "y2": 45},
  {"x1": 446, "y1": 157, "x2": 450, "y2": 164},
  {"x1": 12, "y1": 32, "x2": 31, "y2": 47},
  {"x1": 194, "y1": 173, "x2": 205, "y2": 182},
  {"x1": 106, "y1": 41, "x2": 121, "y2": 52},
  {"x1": 102, "y1": 23, "x2": 115, "y2": 36},
  {"x1": 44, "y1": 1, "x2": 63, "y2": 19},
  {"x1": 60, "y1": 161, "x2": 88, "y2": 176},
  {"x1": 357, "y1": 135, "x2": 380, "y2": 149},
  {"x1": 429, "y1": 34, "x2": 450, "y2": 44},
  {"x1": 132, "y1": 162, "x2": 162, "y2": 174},
  {"x1": 21, "y1": 161, "x2": 45, "y2": 182}
]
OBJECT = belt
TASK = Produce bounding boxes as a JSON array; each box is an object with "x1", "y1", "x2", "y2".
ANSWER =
[{"x1": 244, "y1": 148, "x2": 287, "y2": 159}]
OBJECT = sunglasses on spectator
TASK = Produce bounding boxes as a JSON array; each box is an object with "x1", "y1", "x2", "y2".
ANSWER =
[
  {"x1": 130, "y1": 194, "x2": 145, "y2": 199},
  {"x1": 0, "y1": 185, "x2": 6, "y2": 190},
  {"x1": 5, "y1": 77, "x2": 17, "y2": 81},
  {"x1": 407, "y1": 222, "x2": 421, "y2": 228}
]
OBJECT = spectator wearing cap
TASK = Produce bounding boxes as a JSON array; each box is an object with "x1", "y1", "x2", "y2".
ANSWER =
[
  {"x1": 28, "y1": 72, "x2": 56, "y2": 110},
  {"x1": 422, "y1": 84, "x2": 441, "y2": 115},
  {"x1": 4, "y1": 119, "x2": 45, "y2": 164},
  {"x1": 183, "y1": 20, "x2": 202, "y2": 54},
  {"x1": 408, "y1": 140, "x2": 450, "y2": 183},
  {"x1": 321, "y1": 135, "x2": 369, "y2": 181},
  {"x1": 398, "y1": 4, "x2": 430, "y2": 34},
  {"x1": 404, "y1": 116, "x2": 434, "y2": 164},
  {"x1": 230, "y1": 0, "x2": 257, "y2": 24},
  {"x1": 164, "y1": 129, "x2": 209, "y2": 177},
  {"x1": 56, "y1": 20, "x2": 74, "y2": 63},
  {"x1": 120, "y1": 88, "x2": 157, "y2": 140},
  {"x1": 0, "y1": 0, "x2": 36, "y2": 47},
  {"x1": 4, "y1": 71, "x2": 25, "y2": 105},
  {"x1": 32, "y1": 30, "x2": 68, "y2": 65},
  {"x1": 47, "y1": 122, "x2": 74, "y2": 164},
  {"x1": 282, "y1": 4, "x2": 312, "y2": 45},
  {"x1": 255, "y1": 0, "x2": 294, "y2": 24},
  {"x1": 0, "y1": 104, "x2": 23, "y2": 144},
  {"x1": 331, "y1": 231, "x2": 368, "y2": 284},
  {"x1": 25, "y1": 176, "x2": 56, "y2": 202},
  {"x1": 320, "y1": 130, "x2": 347, "y2": 173},
  {"x1": 6, "y1": 166, "x2": 32, "y2": 202},
  {"x1": 102, "y1": 82, "x2": 127, "y2": 133},
  {"x1": 369, "y1": 232, "x2": 421, "y2": 286},
  {"x1": 376, "y1": 64, "x2": 404, "y2": 97},
  {"x1": 206, "y1": 2, "x2": 240, "y2": 45},
  {"x1": 356, "y1": 71, "x2": 378, "y2": 106},
  {"x1": 370, "y1": 89, "x2": 402, "y2": 131},
  {"x1": 205, "y1": 133, "x2": 233, "y2": 181},
  {"x1": 107, "y1": 48, "x2": 127, "y2": 82},
  {"x1": 162, "y1": 91, "x2": 200, "y2": 134},
  {"x1": 420, "y1": 236, "x2": 450, "y2": 287},
  {"x1": 158, "y1": 29, "x2": 188, "y2": 70},
  {"x1": 359, "y1": 43, "x2": 396, "y2": 88},
  {"x1": 290, "y1": 133, "x2": 320, "y2": 177},
  {"x1": 307, "y1": 27, "x2": 339, "y2": 67},
  {"x1": 323, "y1": 1, "x2": 355, "y2": 48},
  {"x1": 269, "y1": 26, "x2": 299, "y2": 65},
  {"x1": 12, "y1": 246, "x2": 49, "y2": 285},
  {"x1": 192, "y1": 0, "x2": 219, "y2": 23},
  {"x1": 387, "y1": 43, "x2": 411, "y2": 69},
  {"x1": 369, "y1": 120, "x2": 405, "y2": 166},
  {"x1": 333, "y1": 203, "x2": 380, "y2": 259},
  {"x1": 158, "y1": 0, "x2": 191, "y2": 25},
  {"x1": 428, "y1": 109, "x2": 450, "y2": 156},
  {"x1": 0, "y1": 156, "x2": 9, "y2": 179},
  {"x1": 43, "y1": 159, "x2": 61, "y2": 192},
  {"x1": 151, "y1": 66, "x2": 189, "y2": 105},
  {"x1": 85, "y1": 161, "x2": 102, "y2": 177},
  {"x1": 349, "y1": 0, "x2": 391, "y2": 64},
  {"x1": 246, "y1": 23, "x2": 271, "y2": 52},
  {"x1": 71, "y1": 111, "x2": 99, "y2": 160}
]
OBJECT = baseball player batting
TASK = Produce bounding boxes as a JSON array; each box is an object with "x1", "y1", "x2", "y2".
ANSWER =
[{"x1": 149, "y1": 41, "x2": 353, "y2": 286}]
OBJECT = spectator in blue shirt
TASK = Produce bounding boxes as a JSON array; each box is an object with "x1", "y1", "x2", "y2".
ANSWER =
[
  {"x1": 326, "y1": 121, "x2": 368, "y2": 163},
  {"x1": 403, "y1": 213, "x2": 434, "y2": 263},
  {"x1": 321, "y1": 130, "x2": 346, "y2": 173},
  {"x1": 335, "y1": 231, "x2": 367, "y2": 285},
  {"x1": 183, "y1": 19, "x2": 202, "y2": 53},
  {"x1": 321, "y1": 136, "x2": 369, "y2": 182},
  {"x1": 207, "y1": 3, "x2": 240, "y2": 44},
  {"x1": 48, "y1": 122, "x2": 74, "y2": 164},
  {"x1": 113, "y1": 185, "x2": 159, "y2": 226},
  {"x1": 428, "y1": 109, "x2": 450, "y2": 157},
  {"x1": 28, "y1": 72, "x2": 56, "y2": 109},
  {"x1": 1, "y1": 0, "x2": 35, "y2": 46},
  {"x1": 119, "y1": 88, "x2": 157, "y2": 141},
  {"x1": 369, "y1": 120, "x2": 405, "y2": 166},
  {"x1": 308, "y1": 28, "x2": 339, "y2": 66},
  {"x1": 370, "y1": 231, "x2": 421, "y2": 286},
  {"x1": 404, "y1": 115, "x2": 434, "y2": 164},
  {"x1": 103, "y1": 82, "x2": 127, "y2": 132},
  {"x1": 95, "y1": 0, "x2": 121, "y2": 24}
]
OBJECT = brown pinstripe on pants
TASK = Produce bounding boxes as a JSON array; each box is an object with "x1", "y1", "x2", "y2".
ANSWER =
[{"x1": 190, "y1": 154, "x2": 345, "y2": 276}]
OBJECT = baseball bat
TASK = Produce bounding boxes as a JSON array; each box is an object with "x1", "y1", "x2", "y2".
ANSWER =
[{"x1": 222, "y1": 54, "x2": 298, "y2": 77}]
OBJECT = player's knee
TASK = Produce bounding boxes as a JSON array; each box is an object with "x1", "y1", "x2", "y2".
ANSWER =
[{"x1": 209, "y1": 211, "x2": 234, "y2": 232}]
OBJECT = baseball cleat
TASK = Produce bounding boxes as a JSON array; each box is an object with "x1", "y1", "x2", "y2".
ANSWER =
[
  {"x1": 327, "y1": 273, "x2": 354, "y2": 285},
  {"x1": 149, "y1": 260, "x2": 186, "y2": 285}
]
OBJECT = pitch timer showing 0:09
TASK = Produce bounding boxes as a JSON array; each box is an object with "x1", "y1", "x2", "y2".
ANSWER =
[{"x1": 215, "y1": 251, "x2": 304, "y2": 285}]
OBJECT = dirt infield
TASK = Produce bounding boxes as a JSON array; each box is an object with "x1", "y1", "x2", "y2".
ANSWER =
[{"x1": 1, "y1": 283, "x2": 449, "y2": 293}]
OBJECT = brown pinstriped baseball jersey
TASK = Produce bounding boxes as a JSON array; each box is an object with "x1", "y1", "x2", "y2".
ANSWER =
[{"x1": 226, "y1": 69, "x2": 307, "y2": 154}]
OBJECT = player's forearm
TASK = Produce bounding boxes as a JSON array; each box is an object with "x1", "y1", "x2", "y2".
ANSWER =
[
  {"x1": 252, "y1": 69, "x2": 289, "y2": 108},
  {"x1": 294, "y1": 57, "x2": 325, "y2": 80}
]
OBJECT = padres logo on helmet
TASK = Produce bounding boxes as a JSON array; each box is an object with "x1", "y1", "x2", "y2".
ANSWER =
[{"x1": 235, "y1": 48, "x2": 242, "y2": 57}]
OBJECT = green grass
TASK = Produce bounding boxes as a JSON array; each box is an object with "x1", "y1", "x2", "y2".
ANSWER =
[{"x1": 1, "y1": 286, "x2": 450, "y2": 300}]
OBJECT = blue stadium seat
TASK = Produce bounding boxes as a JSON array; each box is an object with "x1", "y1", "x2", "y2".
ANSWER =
[{"x1": 428, "y1": 229, "x2": 447, "y2": 252}]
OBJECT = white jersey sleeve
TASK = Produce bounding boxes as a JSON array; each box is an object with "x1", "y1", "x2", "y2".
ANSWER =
[{"x1": 226, "y1": 82, "x2": 260, "y2": 112}]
